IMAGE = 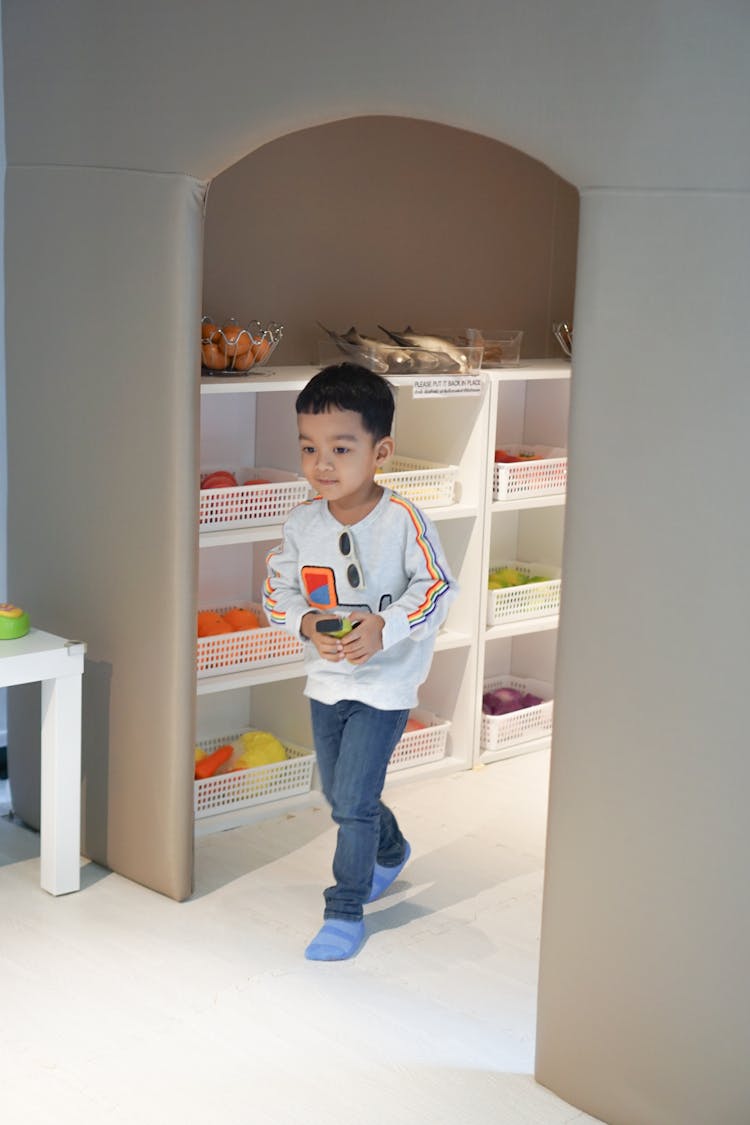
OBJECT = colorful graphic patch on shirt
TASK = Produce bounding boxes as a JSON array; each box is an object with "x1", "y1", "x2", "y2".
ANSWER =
[{"x1": 301, "y1": 566, "x2": 338, "y2": 610}]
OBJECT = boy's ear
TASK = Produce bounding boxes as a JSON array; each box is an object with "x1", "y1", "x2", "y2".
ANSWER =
[{"x1": 375, "y1": 435, "x2": 395, "y2": 464}]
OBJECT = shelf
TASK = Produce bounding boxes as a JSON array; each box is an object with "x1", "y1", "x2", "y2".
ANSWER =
[
  {"x1": 434, "y1": 628, "x2": 473, "y2": 653},
  {"x1": 484, "y1": 614, "x2": 559, "y2": 641},
  {"x1": 200, "y1": 366, "x2": 319, "y2": 394},
  {"x1": 196, "y1": 358, "x2": 569, "y2": 819},
  {"x1": 198, "y1": 504, "x2": 478, "y2": 547},
  {"x1": 196, "y1": 627, "x2": 471, "y2": 698},
  {"x1": 200, "y1": 360, "x2": 570, "y2": 396},
  {"x1": 196, "y1": 660, "x2": 306, "y2": 695},
  {"x1": 193, "y1": 788, "x2": 321, "y2": 836},
  {"x1": 479, "y1": 733, "x2": 552, "y2": 765},
  {"x1": 199, "y1": 524, "x2": 285, "y2": 548},
  {"x1": 384, "y1": 754, "x2": 467, "y2": 787},
  {"x1": 490, "y1": 493, "x2": 566, "y2": 513},
  {"x1": 193, "y1": 752, "x2": 467, "y2": 836},
  {"x1": 428, "y1": 503, "x2": 478, "y2": 522},
  {"x1": 488, "y1": 359, "x2": 571, "y2": 382}
]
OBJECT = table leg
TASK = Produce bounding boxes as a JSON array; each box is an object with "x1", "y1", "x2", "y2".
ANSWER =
[{"x1": 40, "y1": 673, "x2": 82, "y2": 894}]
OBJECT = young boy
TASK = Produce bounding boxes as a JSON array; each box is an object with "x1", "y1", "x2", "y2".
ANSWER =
[{"x1": 263, "y1": 363, "x2": 457, "y2": 961}]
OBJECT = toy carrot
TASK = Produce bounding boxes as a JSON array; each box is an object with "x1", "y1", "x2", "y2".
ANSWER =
[{"x1": 194, "y1": 744, "x2": 233, "y2": 780}]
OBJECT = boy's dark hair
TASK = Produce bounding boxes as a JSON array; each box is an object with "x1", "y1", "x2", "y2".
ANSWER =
[{"x1": 296, "y1": 363, "x2": 395, "y2": 440}]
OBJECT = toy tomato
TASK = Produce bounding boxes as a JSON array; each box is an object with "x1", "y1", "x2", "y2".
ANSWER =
[{"x1": 201, "y1": 470, "x2": 238, "y2": 489}]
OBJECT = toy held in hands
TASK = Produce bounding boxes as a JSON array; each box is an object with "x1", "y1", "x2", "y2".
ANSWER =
[
  {"x1": 0, "y1": 603, "x2": 30, "y2": 640},
  {"x1": 315, "y1": 616, "x2": 356, "y2": 639}
]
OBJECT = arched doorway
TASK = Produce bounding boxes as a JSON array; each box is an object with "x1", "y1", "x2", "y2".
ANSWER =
[{"x1": 4, "y1": 6, "x2": 750, "y2": 1122}]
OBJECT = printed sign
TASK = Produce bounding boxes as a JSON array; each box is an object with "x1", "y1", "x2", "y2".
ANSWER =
[{"x1": 413, "y1": 376, "x2": 482, "y2": 398}]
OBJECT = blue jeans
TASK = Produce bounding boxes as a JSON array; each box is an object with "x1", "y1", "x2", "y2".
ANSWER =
[{"x1": 310, "y1": 699, "x2": 410, "y2": 921}]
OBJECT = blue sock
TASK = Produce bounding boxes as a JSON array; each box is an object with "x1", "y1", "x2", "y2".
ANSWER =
[
  {"x1": 305, "y1": 919, "x2": 366, "y2": 961},
  {"x1": 365, "y1": 841, "x2": 412, "y2": 904}
]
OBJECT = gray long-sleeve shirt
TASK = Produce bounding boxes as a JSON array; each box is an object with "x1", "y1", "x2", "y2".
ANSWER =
[{"x1": 263, "y1": 487, "x2": 458, "y2": 709}]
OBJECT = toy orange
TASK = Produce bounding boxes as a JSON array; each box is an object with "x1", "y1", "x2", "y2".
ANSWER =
[
  {"x1": 405, "y1": 717, "x2": 426, "y2": 733},
  {"x1": 222, "y1": 607, "x2": 260, "y2": 632},
  {"x1": 197, "y1": 610, "x2": 230, "y2": 637}
]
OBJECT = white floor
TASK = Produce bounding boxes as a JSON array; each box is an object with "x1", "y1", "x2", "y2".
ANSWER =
[{"x1": 0, "y1": 754, "x2": 603, "y2": 1125}]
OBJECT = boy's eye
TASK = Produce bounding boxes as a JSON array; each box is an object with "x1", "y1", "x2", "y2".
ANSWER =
[
  {"x1": 333, "y1": 446, "x2": 349, "y2": 455},
  {"x1": 300, "y1": 445, "x2": 315, "y2": 455}
]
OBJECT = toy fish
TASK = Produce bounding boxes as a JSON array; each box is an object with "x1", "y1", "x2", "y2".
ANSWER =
[
  {"x1": 317, "y1": 323, "x2": 415, "y2": 374},
  {"x1": 378, "y1": 325, "x2": 467, "y2": 372}
]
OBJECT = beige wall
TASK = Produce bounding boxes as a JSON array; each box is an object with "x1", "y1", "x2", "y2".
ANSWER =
[{"x1": 203, "y1": 116, "x2": 578, "y2": 364}]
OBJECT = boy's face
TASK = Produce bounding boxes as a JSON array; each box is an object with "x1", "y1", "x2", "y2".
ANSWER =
[{"x1": 297, "y1": 408, "x2": 394, "y2": 511}]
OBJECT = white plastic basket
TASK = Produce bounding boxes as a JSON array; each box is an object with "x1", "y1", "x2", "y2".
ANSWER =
[
  {"x1": 486, "y1": 561, "x2": 561, "y2": 626},
  {"x1": 480, "y1": 676, "x2": 553, "y2": 752},
  {"x1": 197, "y1": 602, "x2": 303, "y2": 677},
  {"x1": 199, "y1": 466, "x2": 311, "y2": 530},
  {"x1": 377, "y1": 455, "x2": 458, "y2": 508},
  {"x1": 492, "y1": 446, "x2": 567, "y2": 501},
  {"x1": 388, "y1": 709, "x2": 450, "y2": 772},
  {"x1": 194, "y1": 729, "x2": 315, "y2": 818}
]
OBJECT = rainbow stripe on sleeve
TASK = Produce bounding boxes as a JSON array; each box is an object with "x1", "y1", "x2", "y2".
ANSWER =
[
  {"x1": 263, "y1": 545, "x2": 287, "y2": 626},
  {"x1": 389, "y1": 494, "x2": 451, "y2": 628}
]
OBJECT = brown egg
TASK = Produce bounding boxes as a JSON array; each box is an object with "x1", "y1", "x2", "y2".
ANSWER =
[
  {"x1": 201, "y1": 342, "x2": 227, "y2": 370},
  {"x1": 219, "y1": 322, "x2": 252, "y2": 358},
  {"x1": 233, "y1": 347, "x2": 256, "y2": 371},
  {"x1": 201, "y1": 317, "x2": 218, "y2": 343},
  {"x1": 252, "y1": 338, "x2": 272, "y2": 365}
]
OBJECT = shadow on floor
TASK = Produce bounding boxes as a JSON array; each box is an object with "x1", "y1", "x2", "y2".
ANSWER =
[
  {"x1": 191, "y1": 799, "x2": 333, "y2": 899},
  {"x1": 1, "y1": 808, "x2": 111, "y2": 891}
]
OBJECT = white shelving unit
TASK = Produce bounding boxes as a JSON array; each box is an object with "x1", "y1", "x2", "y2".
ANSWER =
[
  {"x1": 478, "y1": 361, "x2": 571, "y2": 764},
  {"x1": 195, "y1": 360, "x2": 570, "y2": 834}
]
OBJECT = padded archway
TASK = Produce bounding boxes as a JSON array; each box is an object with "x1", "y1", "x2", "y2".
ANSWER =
[{"x1": 4, "y1": 5, "x2": 750, "y2": 1123}]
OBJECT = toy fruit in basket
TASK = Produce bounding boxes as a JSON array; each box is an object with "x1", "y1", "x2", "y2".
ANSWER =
[
  {"x1": 405, "y1": 717, "x2": 426, "y2": 733},
  {"x1": 201, "y1": 470, "x2": 238, "y2": 489},
  {"x1": 197, "y1": 610, "x2": 230, "y2": 637},
  {"x1": 489, "y1": 566, "x2": 525, "y2": 589},
  {"x1": 0, "y1": 602, "x2": 30, "y2": 640},
  {"x1": 222, "y1": 607, "x2": 261, "y2": 631},
  {"x1": 482, "y1": 687, "x2": 544, "y2": 715},
  {"x1": 494, "y1": 448, "x2": 541, "y2": 463},
  {"x1": 195, "y1": 744, "x2": 234, "y2": 779},
  {"x1": 233, "y1": 730, "x2": 287, "y2": 769}
]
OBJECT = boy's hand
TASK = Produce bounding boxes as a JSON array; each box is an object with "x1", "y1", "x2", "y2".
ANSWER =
[
  {"x1": 339, "y1": 613, "x2": 384, "y2": 665},
  {"x1": 301, "y1": 612, "x2": 346, "y2": 662}
]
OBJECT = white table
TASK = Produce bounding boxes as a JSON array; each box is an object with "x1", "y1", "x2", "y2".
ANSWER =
[{"x1": 0, "y1": 628, "x2": 86, "y2": 894}]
